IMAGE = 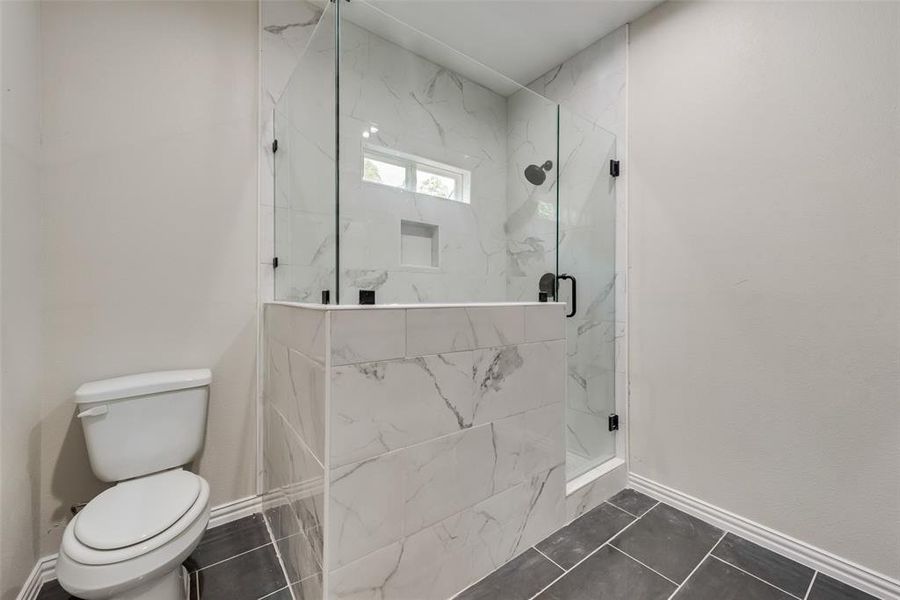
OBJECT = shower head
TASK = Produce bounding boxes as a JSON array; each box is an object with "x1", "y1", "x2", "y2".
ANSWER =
[{"x1": 524, "y1": 160, "x2": 553, "y2": 186}]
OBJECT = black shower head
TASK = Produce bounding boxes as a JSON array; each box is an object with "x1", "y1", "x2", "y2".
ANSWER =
[{"x1": 524, "y1": 160, "x2": 553, "y2": 186}]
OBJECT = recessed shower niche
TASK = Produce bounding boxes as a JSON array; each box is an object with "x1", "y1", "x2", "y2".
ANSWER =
[{"x1": 400, "y1": 220, "x2": 439, "y2": 268}]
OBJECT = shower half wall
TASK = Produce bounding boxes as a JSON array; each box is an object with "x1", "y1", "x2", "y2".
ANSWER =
[{"x1": 263, "y1": 302, "x2": 567, "y2": 599}]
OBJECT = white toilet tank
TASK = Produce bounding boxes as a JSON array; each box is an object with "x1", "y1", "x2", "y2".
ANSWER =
[{"x1": 75, "y1": 369, "x2": 211, "y2": 482}]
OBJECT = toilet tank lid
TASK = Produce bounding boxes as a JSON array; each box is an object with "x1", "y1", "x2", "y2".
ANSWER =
[{"x1": 75, "y1": 369, "x2": 212, "y2": 404}]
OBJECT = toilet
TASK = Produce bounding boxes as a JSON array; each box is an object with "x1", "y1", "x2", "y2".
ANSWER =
[{"x1": 57, "y1": 370, "x2": 213, "y2": 600}]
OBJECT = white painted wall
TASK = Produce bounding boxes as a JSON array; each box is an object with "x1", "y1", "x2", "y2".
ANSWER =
[
  {"x1": 0, "y1": 2, "x2": 43, "y2": 597},
  {"x1": 628, "y1": 1, "x2": 900, "y2": 579},
  {"x1": 37, "y1": 0, "x2": 259, "y2": 556}
]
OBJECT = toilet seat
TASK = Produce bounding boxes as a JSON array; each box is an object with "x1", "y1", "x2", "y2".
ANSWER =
[
  {"x1": 76, "y1": 469, "x2": 201, "y2": 551},
  {"x1": 63, "y1": 471, "x2": 209, "y2": 566}
]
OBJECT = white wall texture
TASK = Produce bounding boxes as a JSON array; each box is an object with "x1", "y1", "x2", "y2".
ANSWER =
[
  {"x1": 628, "y1": 1, "x2": 900, "y2": 579},
  {"x1": 33, "y1": 0, "x2": 259, "y2": 560},
  {"x1": 0, "y1": 2, "x2": 43, "y2": 597}
]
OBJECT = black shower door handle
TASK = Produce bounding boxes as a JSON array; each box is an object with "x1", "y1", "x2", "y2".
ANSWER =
[{"x1": 558, "y1": 273, "x2": 576, "y2": 318}]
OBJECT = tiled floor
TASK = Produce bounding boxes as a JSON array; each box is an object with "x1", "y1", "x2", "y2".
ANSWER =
[
  {"x1": 36, "y1": 513, "x2": 304, "y2": 600},
  {"x1": 33, "y1": 490, "x2": 883, "y2": 600},
  {"x1": 455, "y1": 489, "x2": 880, "y2": 600}
]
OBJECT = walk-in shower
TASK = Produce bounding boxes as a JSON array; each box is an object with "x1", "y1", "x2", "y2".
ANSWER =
[{"x1": 272, "y1": 0, "x2": 618, "y2": 482}]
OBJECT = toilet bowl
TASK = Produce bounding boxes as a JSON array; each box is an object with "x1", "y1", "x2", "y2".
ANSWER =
[{"x1": 57, "y1": 370, "x2": 212, "y2": 600}]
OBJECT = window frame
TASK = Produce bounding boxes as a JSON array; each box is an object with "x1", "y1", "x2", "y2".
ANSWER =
[{"x1": 362, "y1": 144, "x2": 471, "y2": 204}]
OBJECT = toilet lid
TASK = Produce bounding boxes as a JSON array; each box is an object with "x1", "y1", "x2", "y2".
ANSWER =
[{"x1": 74, "y1": 470, "x2": 201, "y2": 550}]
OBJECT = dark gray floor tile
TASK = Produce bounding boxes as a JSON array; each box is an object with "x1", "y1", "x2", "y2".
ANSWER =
[
  {"x1": 610, "y1": 503, "x2": 723, "y2": 583},
  {"x1": 197, "y1": 543, "x2": 287, "y2": 600},
  {"x1": 259, "y1": 574, "x2": 323, "y2": 600},
  {"x1": 712, "y1": 533, "x2": 814, "y2": 597},
  {"x1": 673, "y1": 557, "x2": 795, "y2": 600},
  {"x1": 189, "y1": 570, "x2": 199, "y2": 600},
  {"x1": 536, "y1": 502, "x2": 634, "y2": 569},
  {"x1": 455, "y1": 548, "x2": 564, "y2": 600},
  {"x1": 188, "y1": 513, "x2": 271, "y2": 571},
  {"x1": 39, "y1": 570, "x2": 198, "y2": 600},
  {"x1": 808, "y1": 574, "x2": 879, "y2": 600},
  {"x1": 608, "y1": 489, "x2": 658, "y2": 517},
  {"x1": 36, "y1": 581, "x2": 80, "y2": 600},
  {"x1": 536, "y1": 545, "x2": 676, "y2": 600}
]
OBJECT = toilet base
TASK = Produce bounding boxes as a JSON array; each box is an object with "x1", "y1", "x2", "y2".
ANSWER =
[{"x1": 113, "y1": 566, "x2": 189, "y2": 600}]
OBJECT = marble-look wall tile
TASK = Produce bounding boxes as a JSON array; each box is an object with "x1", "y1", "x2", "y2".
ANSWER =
[
  {"x1": 263, "y1": 404, "x2": 325, "y2": 540},
  {"x1": 327, "y1": 463, "x2": 566, "y2": 600},
  {"x1": 491, "y1": 403, "x2": 565, "y2": 493},
  {"x1": 524, "y1": 304, "x2": 566, "y2": 342},
  {"x1": 276, "y1": 528, "x2": 324, "y2": 587},
  {"x1": 266, "y1": 337, "x2": 326, "y2": 461},
  {"x1": 472, "y1": 340, "x2": 566, "y2": 424},
  {"x1": 330, "y1": 351, "x2": 475, "y2": 467},
  {"x1": 566, "y1": 461, "x2": 627, "y2": 521},
  {"x1": 262, "y1": 0, "x2": 328, "y2": 302},
  {"x1": 266, "y1": 303, "x2": 326, "y2": 363},
  {"x1": 328, "y1": 447, "x2": 405, "y2": 568},
  {"x1": 527, "y1": 26, "x2": 626, "y2": 140},
  {"x1": 333, "y1": 20, "x2": 510, "y2": 305},
  {"x1": 504, "y1": 90, "x2": 559, "y2": 304},
  {"x1": 405, "y1": 306, "x2": 525, "y2": 356},
  {"x1": 565, "y1": 319, "x2": 616, "y2": 416},
  {"x1": 328, "y1": 399, "x2": 564, "y2": 569},
  {"x1": 566, "y1": 408, "x2": 615, "y2": 467},
  {"x1": 330, "y1": 308, "x2": 405, "y2": 365}
]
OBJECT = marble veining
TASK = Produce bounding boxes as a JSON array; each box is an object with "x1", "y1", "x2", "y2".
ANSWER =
[{"x1": 263, "y1": 303, "x2": 567, "y2": 599}]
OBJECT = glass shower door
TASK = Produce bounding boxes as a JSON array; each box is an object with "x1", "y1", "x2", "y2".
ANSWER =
[{"x1": 557, "y1": 107, "x2": 618, "y2": 479}]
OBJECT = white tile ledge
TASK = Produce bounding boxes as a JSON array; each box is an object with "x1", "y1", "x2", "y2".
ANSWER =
[{"x1": 268, "y1": 301, "x2": 565, "y2": 311}]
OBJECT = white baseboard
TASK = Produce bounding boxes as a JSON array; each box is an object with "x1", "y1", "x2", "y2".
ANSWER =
[
  {"x1": 207, "y1": 494, "x2": 262, "y2": 528},
  {"x1": 16, "y1": 494, "x2": 264, "y2": 600},
  {"x1": 15, "y1": 556, "x2": 55, "y2": 600},
  {"x1": 628, "y1": 473, "x2": 900, "y2": 600}
]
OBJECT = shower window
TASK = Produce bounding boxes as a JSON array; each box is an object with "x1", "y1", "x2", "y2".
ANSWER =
[{"x1": 362, "y1": 145, "x2": 471, "y2": 203}]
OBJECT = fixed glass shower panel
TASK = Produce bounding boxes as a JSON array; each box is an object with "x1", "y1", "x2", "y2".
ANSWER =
[
  {"x1": 337, "y1": 0, "x2": 559, "y2": 304},
  {"x1": 273, "y1": 3, "x2": 337, "y2": 302},
  {"x1": 557, "y1": 107, "x2": 618, "y2": 479}
]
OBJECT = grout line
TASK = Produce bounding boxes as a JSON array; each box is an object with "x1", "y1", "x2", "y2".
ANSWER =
[
  {"x1": 262, "y1": 512, "x2": 296, "y2": 599},
  {"x1": 709, "y1": 555, "x2": 803, "y2": 599},
  {"x1": 193, "y1": 540, "x2": 275, "y2": 573},
  {"x1": 803, "y1": 572, "x2": 818, "y2": 600},
  {"x1": 665, "y1": 531, "x2": 727, "y2": 600},
  {"x1": 608, "y1": 499, "x2": 659, "y2": 520},
  {"x1": 257, "y1": 585, "x2": 290, "y2": 600},
  {"x1": 526, "y1": 507, "x2": 648, "y2": 600},
  {"x1": 609, "y1": 545, "x2": 679, "y2": 585},
  {"x1": 533, "y1": 546, "x2": 566, "y2": 572}
]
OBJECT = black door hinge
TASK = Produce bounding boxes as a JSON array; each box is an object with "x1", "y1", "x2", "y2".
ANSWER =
[
  {"x1": 272, "y1": 256, "x2": 279, "y2": 269},
  {"x1": 608, "y1": 414, "x2": 620, "y2": 431},
  {"x1": 609, "y1": 160, "x2": 620, "y2": 177},
  {"x1": 272, "y1": 139, "x2": 278, "y2": 153}
]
